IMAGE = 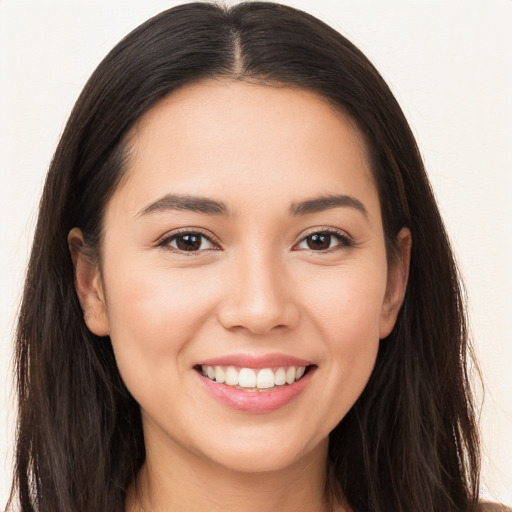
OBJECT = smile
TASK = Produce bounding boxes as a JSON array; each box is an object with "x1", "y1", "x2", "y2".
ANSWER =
[
  {"x1": 195, "y1": 354, "x2": 315, "y2": 413},
  {"x1": 200, "y1": 365, "x2": 307, "y2": 390}
]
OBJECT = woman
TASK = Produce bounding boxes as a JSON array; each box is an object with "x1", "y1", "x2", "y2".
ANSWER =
[{"x1": 5, "y1": 2, "x2": 507, "y2": 511}]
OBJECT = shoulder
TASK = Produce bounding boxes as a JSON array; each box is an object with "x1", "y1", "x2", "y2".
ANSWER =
[{"x1": 478, "y1": 503, "x2": 512, "y2": 512}]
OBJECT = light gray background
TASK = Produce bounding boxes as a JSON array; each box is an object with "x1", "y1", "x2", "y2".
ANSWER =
[{"x1": 1, "y1": 0, "x2": 511, "y2": 505}]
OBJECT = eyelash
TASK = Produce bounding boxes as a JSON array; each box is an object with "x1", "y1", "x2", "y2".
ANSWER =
[
  {"x1": 294, "y1": 228, "x2": 353, "y2": 253},
  {"x1": 157, "y1": 228, "x2": 220, "y2": 255},
  {"x1": 157, "y1": 227, "x2": 353, "y2": 255}
]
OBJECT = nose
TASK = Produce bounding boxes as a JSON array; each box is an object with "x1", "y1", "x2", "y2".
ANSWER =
[{"x1": 217, "y1": 249, "x2": 300, "y2": 335}]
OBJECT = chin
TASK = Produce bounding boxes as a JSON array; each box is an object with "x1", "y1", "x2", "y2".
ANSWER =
[{"x1": 192, "y1": 430, "x2": 328, "y2": 475}]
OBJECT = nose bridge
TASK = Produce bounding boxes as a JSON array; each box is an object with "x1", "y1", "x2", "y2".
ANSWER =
[{"x1": 218, "y1": 242, "x2": 298, "y2": 334}]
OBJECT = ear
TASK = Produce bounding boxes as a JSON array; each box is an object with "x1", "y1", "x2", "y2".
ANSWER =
[
  {"x1": 68, "y1": 227, "x2": 110, "y2": 336},
  {"x1": 379, "y1": 227, "x2": 412, "y2": 339}
]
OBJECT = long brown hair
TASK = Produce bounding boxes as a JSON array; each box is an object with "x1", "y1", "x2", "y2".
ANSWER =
[{"x1": 8, "y1": 2, "x2": 480, "y2": 511}]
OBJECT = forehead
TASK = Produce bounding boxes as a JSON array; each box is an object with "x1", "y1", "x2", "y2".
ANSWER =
[{"x1": 115, "y1": 79, "x2": 377, "y2": 216}]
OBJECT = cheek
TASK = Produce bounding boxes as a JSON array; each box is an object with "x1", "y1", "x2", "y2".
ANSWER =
[
  {"x1": 297, "y1": 262, "x2": 386, "y2": 414},
  {"x1": 102, "y1": 256, "x2": 220, "y2": 384},
  {"x1": 302, "y1": 260, "x2": 387, "y2": 341}
]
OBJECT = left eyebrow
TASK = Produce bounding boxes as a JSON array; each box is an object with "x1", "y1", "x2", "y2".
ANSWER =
[{"x1": 289, "y1": 194, "x2": 368, "y2": 218}]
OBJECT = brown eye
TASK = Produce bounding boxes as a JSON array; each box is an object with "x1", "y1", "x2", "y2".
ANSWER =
[
  {"x1": 166, "y1": 232, "x2": 216, "y2": 252},
  {"x1": 306, "y1": 233, "x2": 332, "y2": 250},
  {"x1": 296, "y1": 230, "x2": 351, "y2": 252}
]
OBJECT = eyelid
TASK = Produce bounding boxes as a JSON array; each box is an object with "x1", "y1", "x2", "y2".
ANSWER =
[
  {"x1": 156, "y1": 227, "x2": 222, "y2": 253},
  {"x1": 155, "y1": 226, "x2": 354, "y2": 254},
  {"x1": 293, "y1": 226, "x2": 354, "y2": 252}
]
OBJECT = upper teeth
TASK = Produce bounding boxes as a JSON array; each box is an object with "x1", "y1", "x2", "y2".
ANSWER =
[{"x1": 201, "y1": 365, "x2": 306, "y2": 389}]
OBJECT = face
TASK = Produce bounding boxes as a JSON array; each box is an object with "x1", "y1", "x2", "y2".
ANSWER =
[{"x1": 72, "y1": 80, "x2": 410, "y2": 476}]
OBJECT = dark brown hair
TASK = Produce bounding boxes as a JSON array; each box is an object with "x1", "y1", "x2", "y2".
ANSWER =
[{"x1": 8, "y1": 2, "x2": 480, "y2": 511}]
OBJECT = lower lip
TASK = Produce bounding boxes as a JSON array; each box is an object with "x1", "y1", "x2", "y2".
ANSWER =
[{"x1": 197, "y1": 368, "x2": 314, "y2": 414}]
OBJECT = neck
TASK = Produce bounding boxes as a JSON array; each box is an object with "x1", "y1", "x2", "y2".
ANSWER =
[{"x1": 125, "y1": 432, "x2": 340, "y2": 512}]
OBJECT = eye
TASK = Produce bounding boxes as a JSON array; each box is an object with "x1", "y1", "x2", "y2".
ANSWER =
[
  {"x1": 295, "y1": 230, "x2": 351, "y2": 252},
  {"x1": 161, "y1": 231, "x2": 218, "y2": 253}
]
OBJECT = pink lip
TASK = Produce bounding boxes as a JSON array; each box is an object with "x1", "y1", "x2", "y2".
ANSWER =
[
  {"x1": 196, "y1": 364, "x2": 315, "y2": 414},
  {"x1": 196, "y1": 353, "x2": 312, "y2": 369}
]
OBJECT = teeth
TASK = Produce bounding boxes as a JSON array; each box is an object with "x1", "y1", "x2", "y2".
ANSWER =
[
  {"x1": 285, "y1": 367, "x2": 296, "y2": 385},
  {"x1": 215, "y1": 366, "x2": 225, "y2": 383},
  {"x1": 238, "y1": 368, "x2": 256, "y2": 388},
  {"x1": 275, "y1": 367, "x2": 286, "y2": 386},
  {"x1": 256, "y1": 368, "x2": 275, "y2": 389},
  {"x1": 225, "y1": 366, "x2": 238, "y2": 386},
  {"x1": 200, "y1": 364, "x2": 308, "y2": 389}
]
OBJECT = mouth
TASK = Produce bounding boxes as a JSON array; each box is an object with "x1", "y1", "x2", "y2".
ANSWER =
[
  {"x1": 195, "y1": 364, "x2": 313, "y2": 391},
  {"x1": 194, "y1": 355, "x2": 316, "y2": 413}
]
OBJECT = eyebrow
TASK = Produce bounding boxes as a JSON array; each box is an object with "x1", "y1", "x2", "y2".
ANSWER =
[
  {"x1": 137, "y1": 194, "x2": 230, "y2": 217},
  {"x1": 289, "y1": 194, "x2": 368, "y2": 217},
  {"x1": 137, "y1": 192, "x2": 367, "y2": 218}
]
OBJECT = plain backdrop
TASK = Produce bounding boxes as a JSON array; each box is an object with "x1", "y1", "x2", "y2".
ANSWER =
[{"x1": 1, "y1": 0, "x2": 511, "y2": 506}]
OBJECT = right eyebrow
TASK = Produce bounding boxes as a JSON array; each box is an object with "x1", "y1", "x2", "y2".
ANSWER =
[{"x1": 136, "y1": 193, "x2": 231, "y2": 218}]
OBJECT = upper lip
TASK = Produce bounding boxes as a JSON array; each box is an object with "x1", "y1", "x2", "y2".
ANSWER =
[{"x1": 195, "y1": 353, "x2": 312, "y2": 369}]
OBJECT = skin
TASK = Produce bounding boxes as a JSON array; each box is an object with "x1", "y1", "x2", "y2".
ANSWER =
[{"x1": 70, "y1": 79, "x2": 411, "y2": 512}]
